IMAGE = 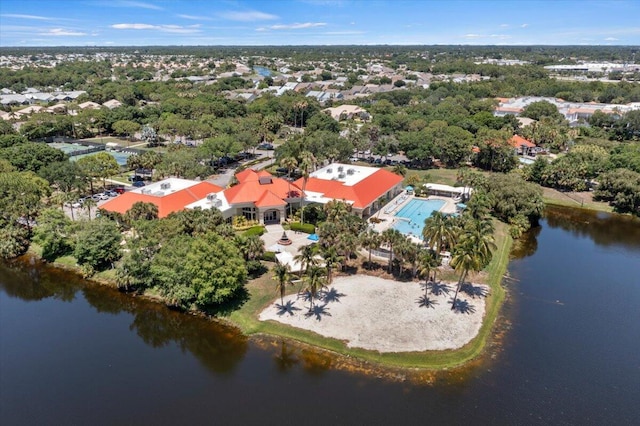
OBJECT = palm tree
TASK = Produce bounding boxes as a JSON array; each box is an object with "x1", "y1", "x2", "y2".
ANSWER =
[
  {"x1": 422, "y1": 212, "x2": 455, "y2": 282},
  {"x1": 273, "y1": 263, "x2": 292, "y2": 305},
  {"x1": 396, "y1": 238, "x2": 418, "y2": 277},
  {"x1": 294, "y1": 243, "x2": 317, "y2": 277},
  {"x1": 296, "y1": 100, "x2": 308, "y2": 128},
  {"x1": 280, "y1": 156, "x2": 298, "y2": 218},
  {"x1": 83, "y1": 197, "x2": 97, "y2": 220},
  {"x1": 449, "y1": 219, "x2": 496, "y2": 309},
  {"x1": 336, "y1": 232, "x2": 358, "y2": 270},
  {"x1": 359, "y1": 229, "x2": 380, "y2": 269},
  {"x1": 461, "y1": 218, "x2": 496, "y2": 268},
  {"x1": 381, "y1": 228, "x2": 403, "y2": 273},
  {"x1": 320, "y1": 245, "x2": 343, "y2": 284},
  {"x1": 417, "y1": 249, "x2": 438, "y2": 295},
  {"x1": 304, "y1": 265, "x2": 327, "y2": 310},
  {"x1": 298, "y1": 151, "x2": 316, "y2": 225},
  {"x1": 449, "y1": 241, "x2": 480, "y2": 310},
  {"x1": 392, "y1": 163, "x2": 407, "y2": 177},
  {"x1": 245, "y1": 234, "x2": 265, "y2": 261}
]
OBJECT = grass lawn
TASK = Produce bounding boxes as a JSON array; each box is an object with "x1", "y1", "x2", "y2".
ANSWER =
[
  {"x1": 542, "y1": 187, "x2": 613, "y2": 213},
  {"x1": 225, "y1": 221, "x2": 512, "y2": 370}
]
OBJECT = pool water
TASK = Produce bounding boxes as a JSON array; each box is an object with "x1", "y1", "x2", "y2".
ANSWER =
[{"x1": 392, "y1": 198, "x2": 445, "y2": 237}]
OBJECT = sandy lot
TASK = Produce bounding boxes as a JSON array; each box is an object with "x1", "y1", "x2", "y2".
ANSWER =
[{"x1": 259, "y1": 275, "x2": 489, "y2": 353}]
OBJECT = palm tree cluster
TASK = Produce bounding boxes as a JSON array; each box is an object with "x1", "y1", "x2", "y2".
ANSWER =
[{"x1": 421, "y1": 195, "x2": 496, "y2": 309}]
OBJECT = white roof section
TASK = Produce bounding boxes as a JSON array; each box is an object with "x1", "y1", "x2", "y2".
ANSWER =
[
  {"x1": 186, "y1": 189, "x2": 231, "y2": 212},
  {"x1": 303, "y1": 190, "x2": 351, "y2": 205},
  {"x1": 131, "y1": 178, "x2": 200, "y2": 197},
  {"x1": 310, "y1": 163, "x2": 378, "y2": 187},
  {"x1": 425, "y1": 183, "x2": 468, "y2": 194}
]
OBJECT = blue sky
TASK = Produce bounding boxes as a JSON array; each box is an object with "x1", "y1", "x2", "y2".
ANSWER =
[{"x1": 1, "y1": 0, "x2": 639, "y2": 47}]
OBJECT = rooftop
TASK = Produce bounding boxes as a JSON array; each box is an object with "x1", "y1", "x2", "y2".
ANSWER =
[{"x1": 310, "y1": 163, "x2": 378, "y2": 187}]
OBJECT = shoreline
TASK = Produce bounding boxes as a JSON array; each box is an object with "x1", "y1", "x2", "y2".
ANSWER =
[{"x1": 20, "y1": 220, "x2": 514, "y2": 372}]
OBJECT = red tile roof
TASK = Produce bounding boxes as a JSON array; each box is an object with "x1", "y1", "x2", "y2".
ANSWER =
[
  {"x1": 255, "y1": 190, "x2": 288, "y2": 208},
  {"x1": 100, "y1": 181, "x2": 223, "y2": 218},
  {"x1": 295, "y1": 168, "x2": 403, "y2": 209},
  {"x1": 225, "y1": 170, "x2": 301, "y2": 205},
  {"x1": 509, "y1": 135, "x2": 536, "y2": 148}
]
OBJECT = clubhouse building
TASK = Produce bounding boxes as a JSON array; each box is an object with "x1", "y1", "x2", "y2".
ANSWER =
[{"x1": 100, "y1": 163, "x2": 404, "y2": 224}]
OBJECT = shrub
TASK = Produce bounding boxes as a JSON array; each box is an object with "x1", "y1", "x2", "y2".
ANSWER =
[
  {"x1": 290, "y1": 222, "x2": 315, "y2": 234},
  {"x1": 262, "y1": 251, "x2": 277, "y2": 262},
  {"x1": 242, "y1": 225, "x2": 266, "y2": 237}
]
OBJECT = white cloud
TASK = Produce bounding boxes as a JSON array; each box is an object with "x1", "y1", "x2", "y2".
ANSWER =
[
  {"x1": 463, "y1": 33, "x2": 482, "y2": 38},
  {"x1": 112, "y1": 23, "x2": 156, "y2": 30},
  {"x1": 500, "y1": 24, "x2": 509, "y2": 28},
  {"x1": 258, "y1": 22, "x2": 327, "y2": 31},
  {"x1": 43, "y1": 28, "x2": 87, "y2": 36},
  {"x1": 219, "y1": 10, "x2": 278, "y2": 21},
  {"x1": 521, "y1": 23, "x2": 529, "y2": 28},
  {"x1": 1, "y1": 14, "x2": 60, "y2": 21},
  {"x1": 111, "y1": 23, "x2": 201, "y2": 33},
  {"x1": 604, "y1": 37, "x2": 619, "y2": 41},
  {"x1": 178, "y1": 14, "x2": 213, "y2": 21},
  {"x1": 114, "y1": 1, "x2": 163, "y2": 10}
]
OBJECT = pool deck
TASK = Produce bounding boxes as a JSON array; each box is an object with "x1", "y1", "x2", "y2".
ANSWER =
[{"x1": 369, "y1": 192, "x2": 459, "y2": 243}]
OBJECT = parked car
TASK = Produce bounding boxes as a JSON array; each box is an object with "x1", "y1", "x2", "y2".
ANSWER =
[
  {"x1": 258, "y1": 143, "x2": 274, "y2": 150},
  {"x1": 132, "y1": 181, "x2": 145, "y2": 188},
  {"x1": 114, "y1": 186, "x2": 126, "y2": 194},
  {"x1": 104, "y1": 190, "x2": 118, "y2": 197}
]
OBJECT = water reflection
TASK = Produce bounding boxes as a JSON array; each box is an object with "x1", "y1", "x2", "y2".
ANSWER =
[
  {"x1": 0, "y1": 256, "x2": 248, "y2": 376},
  {"x1": 510, "y1": 225, "x2": 541, "y2": 260},
  {"x1": 544, "y1": 205, "x2": 640, "y2": 251}
]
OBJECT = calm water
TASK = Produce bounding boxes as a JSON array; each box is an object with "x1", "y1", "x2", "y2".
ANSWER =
[
  {"x1": 254, "y1": 66, "x2": 272, "y2": 77},
  {"x1": 1, "y1": 206, "x2": 639, "y2": 425},
  {"x1": 393, "y1": 198, "x2": 445, "y2": 236}
]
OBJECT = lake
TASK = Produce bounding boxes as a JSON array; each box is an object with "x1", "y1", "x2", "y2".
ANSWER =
[{"x1": 1, "y1": 206, "x2": 639, "y2": 424}]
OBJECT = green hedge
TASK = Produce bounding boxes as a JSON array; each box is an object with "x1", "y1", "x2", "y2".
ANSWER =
[
  {"x1": 262, "y1": 251, "x2": 277, "y2": 262},
  {"x1": 290, "y1": 222, "x2": 315, "y2": 234},
  {"x1": 242, "y1": 225, "x2": 266, "y2": 237}
]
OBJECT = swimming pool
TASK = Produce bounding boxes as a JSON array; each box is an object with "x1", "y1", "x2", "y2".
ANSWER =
[{"x1": 392, "y1": 198, "x2": 445, "y2": 237}]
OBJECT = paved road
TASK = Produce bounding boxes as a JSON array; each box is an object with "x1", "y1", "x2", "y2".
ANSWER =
[{"x1": 207, "y1": 149, "x2": 277, "y2": 188}]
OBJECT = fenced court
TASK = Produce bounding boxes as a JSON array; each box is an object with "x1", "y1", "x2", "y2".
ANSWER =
[
  {"x1": 49, "y1": 142, "x2": 104, "y2": 157},
  {"x1": 70, "y1": 150, "x2": 134, "y2": 166}
]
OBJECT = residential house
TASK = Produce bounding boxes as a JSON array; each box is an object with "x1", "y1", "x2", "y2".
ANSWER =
[
  {"x1": 323, "y1": 105, "x2": 371, "y2": 122},
  {"x1": 102, "y1": 99, "x2": 122, "y2": 109},
  {"x1": 509, "y1": 135, "x2": 537, "y2": 156}
]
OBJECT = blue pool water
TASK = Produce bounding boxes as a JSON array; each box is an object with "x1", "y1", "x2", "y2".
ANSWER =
[{"x1": 392, "y1": 198, "x2": 445, "y2": 237}]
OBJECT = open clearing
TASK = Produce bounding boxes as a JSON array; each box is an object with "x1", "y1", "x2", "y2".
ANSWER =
[{"x1": 259, "y1": 275, "x2": 488, "y2": 353}]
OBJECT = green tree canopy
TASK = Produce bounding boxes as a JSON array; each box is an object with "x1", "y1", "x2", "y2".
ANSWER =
[
  {"x1": 150, "y1": 232, "x2": 247, "y2": 309},
  {"x1": 74, "y1": 218, "x2": 122, "y2": 270},
  {"x1": 0, "y1": 142, "x2": 67, "y2": 173}
]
